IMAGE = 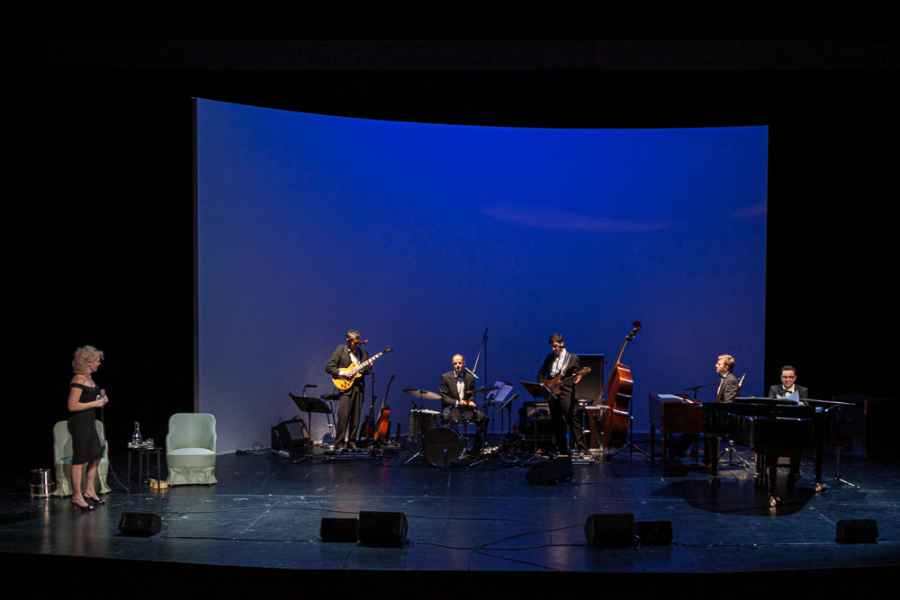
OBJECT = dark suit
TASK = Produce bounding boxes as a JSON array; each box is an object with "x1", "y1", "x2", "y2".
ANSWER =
[
  {"x1": 439, "y1": 370, "x2": 488, "y2": 451},
  {"x1": 537, "y1": 351, "x2": 584, "y2": 454},
  {"x1": 762, "y1": 384, "x2": 810, "y2": 486},
  {"x1": 673, "y1": 371, "x2": 741, "y2": 464},
  {"x1": 705, "y1": 371, "x2": 741, "y2": 465},
  {"x1": 767, "y1": 385, "x2": 808, "y2": 401},
  {"x1": 325, "y1": 343, "x2": 369, "y2": 446},
  {"x1": 439, "y1": 371, "x2": 476, "y2": 407}
]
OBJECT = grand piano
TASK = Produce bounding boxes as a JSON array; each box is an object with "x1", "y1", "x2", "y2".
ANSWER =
[{"x1": 649, "y1": 393, "x2": 839, "y2": 486}]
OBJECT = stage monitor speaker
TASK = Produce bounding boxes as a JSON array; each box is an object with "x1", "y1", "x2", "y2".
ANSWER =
[
  {"x1": 119, "y1": 512, "x2": 161, "y2": 537},
  {"x1": 271, "y1": 418, "x2": 310, "y2": 455},
  {"x1": 836, "y1": 519, "x2": 878, "y2": 544},
  {"x1": 636, "y1": 520, "x2": 673, "y2": 546},
  {"x1": 585, "y1": 513, "x2": 635, "y2": 548},
  {"x1": 527, "y1": 457, "x2": 573, "y2": 485},
  {"x1": 320, "y1": 518, "x2": 359, "y2": 543},
  {"x1": 358, "y1": 511, "x2": 408, "y2": 547}
]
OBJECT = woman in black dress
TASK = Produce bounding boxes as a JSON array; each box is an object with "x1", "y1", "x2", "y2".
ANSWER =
[{"x1": 67, "y1": 345, "x2": 109, "y2": 511}]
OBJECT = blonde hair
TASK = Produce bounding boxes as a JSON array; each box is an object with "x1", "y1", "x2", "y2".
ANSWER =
[
  {"x1": 72, "y1": 345, "x2": 104, "y2": 374},
  {"x1": 717, "y1": 354, "x2": 735, "y2": 372}
]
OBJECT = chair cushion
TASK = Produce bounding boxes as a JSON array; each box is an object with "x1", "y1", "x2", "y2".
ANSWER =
[
  {"x1": 168, "y1": 448, "x2": 215, "y2": 456},
  {"x1": 167, "y1": 448, "x2": 216, "y2": 469}
]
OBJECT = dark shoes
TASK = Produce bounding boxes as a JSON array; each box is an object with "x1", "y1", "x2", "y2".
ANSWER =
[
  {"x1": 85, "y1": 493, "x2": 106, "y2": 505},
  {"x1": 71, "y1": 499, "x2": 95, "y2": 512}
]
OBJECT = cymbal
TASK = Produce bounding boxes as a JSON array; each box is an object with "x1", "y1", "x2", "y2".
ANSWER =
[{"x1": 402, "y1": 388, "x2": 443, "y2": 401}]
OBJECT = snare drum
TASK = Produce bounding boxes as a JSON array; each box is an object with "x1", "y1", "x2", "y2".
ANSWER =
[
  {"x1": 442, "y1": 405, "x2": 475, "y2": 425},
  {"x1": 423, "y1": 427, "x2": 465, "y2": 468},
  {"x1": 409, "y1": 409, "x2": 441, "y2": 439}
]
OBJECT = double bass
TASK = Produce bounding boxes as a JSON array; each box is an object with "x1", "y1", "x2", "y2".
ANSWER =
[{"x1": 598, "y1": 321, "x2": 641, "y2": 450}]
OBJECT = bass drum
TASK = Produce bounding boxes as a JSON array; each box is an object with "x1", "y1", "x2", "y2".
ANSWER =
[{"x1": 423, "y1": 427, "x2": 465, "y2": 468}]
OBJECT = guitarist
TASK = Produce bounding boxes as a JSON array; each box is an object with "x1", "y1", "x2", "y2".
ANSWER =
[
  {"x1": 325, "y1": 330, "x2": 369, "y2": 450},
  {"x1": 439, "y1": 354, "x2": 489, "y2": 453},
  {"x1": 537, "y1": 333, "x2": 586, "y2": 455}
]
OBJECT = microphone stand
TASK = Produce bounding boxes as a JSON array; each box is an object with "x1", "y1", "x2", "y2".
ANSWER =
[{"x1": 682, "y1": 383, "x2": 711, "y2": 401}]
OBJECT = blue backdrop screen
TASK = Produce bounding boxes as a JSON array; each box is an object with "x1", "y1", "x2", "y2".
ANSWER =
[{"x1": 197, "y1": 98, "x2": 768, "y2": 453}]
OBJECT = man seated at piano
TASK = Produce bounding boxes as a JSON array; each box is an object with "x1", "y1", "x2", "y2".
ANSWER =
[
  {"x1": 671, "y1": 354, "x2": 741, "y2": 467},
  {"x1": 768, "y1": 365, "x2": 808, "y2": 403},
  {"x1": 764, "y1": 365, "x2": 808, "y2": 492}
]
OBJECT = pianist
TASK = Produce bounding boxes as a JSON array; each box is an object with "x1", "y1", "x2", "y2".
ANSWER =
[
  {"x1": 767, "y1": 365, "x2": 808, "y2": 404},
  {"x1": 671, "y1": 354, "x2": 741, "y2": 467},
  {"x1": 765, "y1": 365, "x2": 808, "y2": 491}
]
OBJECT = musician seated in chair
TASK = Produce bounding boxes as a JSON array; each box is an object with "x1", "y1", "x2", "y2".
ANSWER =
[
  {"x1": 325, "y1": 330, "x2": 369, "y2": 450},
  {"x1": 439, "y1": 354, "x2": 488, "y2": 453},
  {"x1": 672, "y1": 354, "x2": 740, "y2": 466},
  {"x1": 764, "y1": 365, "x2": 808, "y2": 490},
  {"x1": 537, "y1": 333, "x2": 587, "y2": 456}
]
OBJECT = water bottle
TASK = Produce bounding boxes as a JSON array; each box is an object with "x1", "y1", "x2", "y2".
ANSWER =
[{"x1": 131, "y1": 422, "x2": 143, "y2": 448}]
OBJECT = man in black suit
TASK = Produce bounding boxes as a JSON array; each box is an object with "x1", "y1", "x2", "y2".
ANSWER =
[
  {"x1": 767, "y1": 365, "x2": 808, "y2": 402},
  {"x1": 325, "y1": 330, "x2": 369, "y2": 450},
  {"x1": 672, "y1": 354, "x2": 740, "y2": 467},
  {"x1": 439, "y1": 353, "x2": 488, "y2": 453},
  {"x1": 764, "y1": 365, "x2": 809, "y2": 493},
  {"x1": 537, "y1": 333, "x2": 586, "y2": 455},
  {"x1": 707, "y1": 354, "x2": 741, "y2": 466}
]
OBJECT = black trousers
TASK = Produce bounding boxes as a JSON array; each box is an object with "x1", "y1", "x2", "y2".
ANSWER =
[
  {"x1": 549, "y1": 392, "x2": 584, "y2": 453},
  {"x1": 762, "y1": 448, "x2": 802, "y2": 489},
  {"x1": 334, "y1": 385, "x2": 364, "y2": 444}
]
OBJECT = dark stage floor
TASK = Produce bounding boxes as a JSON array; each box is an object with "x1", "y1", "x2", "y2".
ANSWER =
[{"x1": 2, "y1": 444, "x2": 899, "y2": 596}]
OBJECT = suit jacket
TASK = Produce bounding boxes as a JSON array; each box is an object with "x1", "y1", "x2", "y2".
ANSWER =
[
  {"x1": 439, "y1": 371, "x2": 476, "y2": 407},
  {"x1": 537, "y1": 351, "x2": 581, "y2": 400},
  {"x1": 768, "y1": 384, "x2": 809, "y2": 400},
  {"x1": 325, "y1": 344, "x2": 369, "y2": 391},
  {"x1": 715, "y1": 371, "x2": 740, "y2": 403}
]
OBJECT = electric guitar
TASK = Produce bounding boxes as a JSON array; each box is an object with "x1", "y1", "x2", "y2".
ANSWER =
[
  {"x1": 542, "y1": 367, "x2": 591, "y2": 397},
  {"x1": 331, "y1": 347, "x2": 392, "y2": 392}
]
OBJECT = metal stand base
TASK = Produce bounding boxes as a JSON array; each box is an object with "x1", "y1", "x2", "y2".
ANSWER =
[
  {"x1": 718, "y1": 439, "x2": 754, "y2": 471},
  {"x1": 832, "y1": 446, "x2": 859, "y2": 488}
]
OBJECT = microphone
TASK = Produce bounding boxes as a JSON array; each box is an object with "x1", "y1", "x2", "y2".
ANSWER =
[{"x1": 465, "y1": 367, "x2": 480, "y2": 380}]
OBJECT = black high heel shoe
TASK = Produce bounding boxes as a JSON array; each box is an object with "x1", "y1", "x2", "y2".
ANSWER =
[
  {"x1": 85, "y1": 493, "x2": 106, "y2": 505},
  {"x1": 71, "y1": 499, "x2": 95, "y2": 512}
]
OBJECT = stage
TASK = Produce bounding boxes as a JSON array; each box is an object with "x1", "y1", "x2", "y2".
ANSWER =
[{"x1": 2, "y1": 444, "x2": 899, "y2": 597}]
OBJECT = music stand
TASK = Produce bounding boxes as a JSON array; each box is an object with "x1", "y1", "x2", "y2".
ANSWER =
[
  {"x1": 484, "y1": 380, "x2": 515, "y2": 434},
  {"x1": 520, "y1": 380, "x2": 549, "y2": 400},
  {"x1": 805, "y1": 398, "x2": 858, "y2": 491},
  {"x1": 289, "y1": 393, "x2": 334, "y2": 442}
]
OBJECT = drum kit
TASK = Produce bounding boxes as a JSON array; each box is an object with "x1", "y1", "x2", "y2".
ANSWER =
[{"x1": 402, "y1": 386, "x2": 496, "y2": 468}]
